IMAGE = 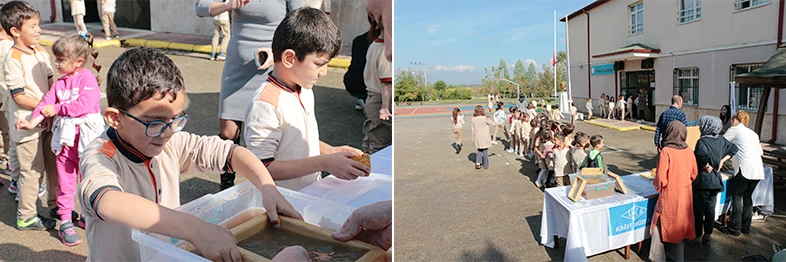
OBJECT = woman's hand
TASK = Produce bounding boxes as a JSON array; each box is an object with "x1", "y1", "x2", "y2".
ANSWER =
[{"x1": 224, "y1": 0, "x2": 249, "y2": 10}]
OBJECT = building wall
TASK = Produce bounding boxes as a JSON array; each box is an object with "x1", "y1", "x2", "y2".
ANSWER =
[
  {"x1": 328, "y1": 0, "x2": 369, "y2": 55},
  {"x1": 566, "y1": 0, "x2": 786, "y2": 143},
  {"x1": 150, "y1": 0, "x2": 214, "y2": 36},
  {"x1": 144, "y1": 0, "x2": 367, "y2": 54},
  {"x1": 28, "y1": 0, "x2": 63, "y2": 23}
]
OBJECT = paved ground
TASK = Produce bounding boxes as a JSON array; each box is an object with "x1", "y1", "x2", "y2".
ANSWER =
[
  {"x1": 0, "y1": 46, "x2": 364, "y2": 261},
  {"x1": 394, "y1": 109, "x2": 786, "y2": 261}
]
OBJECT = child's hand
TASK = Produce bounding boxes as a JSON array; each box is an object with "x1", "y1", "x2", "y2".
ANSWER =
[
  {"x1": 189, "y1": 222, "x2": 242, "y2": 262},
  {"x1": 41, "y1": 105, "x2": 56, "y2": 117},
  {"x1": 15, "y1": 119, "x2": 33, "y2": 130},
  {"x1": 260, "y1": 184, "x2": 303, "y2": 228},
  {"x1": 323, "y1": 152, "x2": 371, "y2": 180},
  {"x1": 333, "y1": 145, "x2": 363, "y2": 156},
  {"x1": 379, "y1": 108, "x2": 392, "y2": 120}
]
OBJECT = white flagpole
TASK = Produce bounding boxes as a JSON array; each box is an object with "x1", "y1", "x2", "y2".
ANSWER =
[
  {"x1": 553, "y1": 10, "x2": 557, "y2": 97},
  {"x1": 566, "y1": 14, "x2": 572, "y2": 101}
]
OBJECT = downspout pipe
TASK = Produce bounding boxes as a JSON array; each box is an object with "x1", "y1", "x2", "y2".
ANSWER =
[
  {"x1": 769, "y1": 0, "x2": 783, "y2": 143},
  {"x1": 49, "y1": 0, "x2": 56, "y2": 22},
  {"x1": 586, "y1": 11, "x2": 591, "y2": 99}
]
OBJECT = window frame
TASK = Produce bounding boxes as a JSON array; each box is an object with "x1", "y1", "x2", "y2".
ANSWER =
[
  {"x1": 731, "y1": 63, "x2": 765, "y2": 112},
  {"x1": 678, "y1": 0, "x2": 701, "y2": 24},
  {"x1": 629, "y1": 2, "x2": 644, "y2": 36},
  {"x1": 735, "y1": 0, "x2": 771, "y2": 11},
  {"x1": 673, "y1": 68, "x2": 700, "y2": 107}
]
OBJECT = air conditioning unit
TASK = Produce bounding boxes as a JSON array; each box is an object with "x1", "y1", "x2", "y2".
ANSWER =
[
  {"x1": 614, "y1": 61, "x2": 625, "y2": 71},
  {"x1": 641, "y1": 59, "x2": 654, "y2": 69}
]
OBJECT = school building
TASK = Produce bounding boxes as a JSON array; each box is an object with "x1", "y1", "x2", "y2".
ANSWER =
[
  {"x1": 562, "y1": 0, "x2": 786, "y2": 143},
  {"x1": 25, "y1": 0, "x2": 368, "y2": 54}
]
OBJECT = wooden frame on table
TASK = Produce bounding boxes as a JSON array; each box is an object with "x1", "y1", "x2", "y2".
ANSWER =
[
  {"x1": 608, "y1": 172, "x2": 628, "y2": 194},
  {"x1": 568, "y1": 176, "x2": 588, "y2": 202},
  {"x1": 231, "y1": 213, "x2": 386, "y2": 262}
]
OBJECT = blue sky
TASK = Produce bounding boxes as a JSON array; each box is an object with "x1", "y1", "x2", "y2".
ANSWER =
[{"x1": 394, "y1": 0, "x2": 594, "y2": 85}]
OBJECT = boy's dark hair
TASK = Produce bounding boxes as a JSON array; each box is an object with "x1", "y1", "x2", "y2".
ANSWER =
[
  {"x1": 0, "y1": 1, "x2": 39, "y2": 36},
  {"x1": 590, "y1": 135, "x2": 604, "y2": 148},
  {"x1": 553, "y1": 133, "x2": 565, "y2": 143},
  {"x1": 367, "y1": 14, "x2": 382, "y2": 41},
  {"x1": 541, "y1": 129, "x2": 553, "y2": 141},
  {"x1": 106, "y1": 47, "x2": 184, "y2": 110},
  {"x1": 272, "y1": 7, "x2": 341, "y2": 62},
  {"x1": 562, "y1": 124, "x2": 575, "y2": 136},
  {"x1": 571, "y1": 132, "x2": 587, "y2": 147}
]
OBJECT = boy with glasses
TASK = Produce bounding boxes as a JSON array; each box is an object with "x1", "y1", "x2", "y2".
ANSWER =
[{"x1": 77, "y1": 47, "x2": 301, "y2": 261}]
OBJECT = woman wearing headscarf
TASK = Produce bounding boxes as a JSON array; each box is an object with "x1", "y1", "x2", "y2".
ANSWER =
[
  {"x1": 689, "y1": 116, "x2": 737, "y2": 246},
  {"x1": 720, "y1": 110, "x2": 764, "y2": 236},
  {"x1": 649, "y1": 121, "x2": 698, "y2": 262}
]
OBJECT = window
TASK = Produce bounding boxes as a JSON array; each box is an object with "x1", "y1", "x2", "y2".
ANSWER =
[
  {"x1": 630, "y1": 2, "x2": 644, "y2": 35},
  {"x1": 674, "y1": 68, "x2": 699, "y2": 107},
  {"x1": 732, "y1": 63, "x2": 764, "y2": 111},
  {"x1": 735, "y1": 0, "x2": 771, "y2": 10},
  {"x1": 679, "y1": 0, "x2": 701, "y2": 23}
]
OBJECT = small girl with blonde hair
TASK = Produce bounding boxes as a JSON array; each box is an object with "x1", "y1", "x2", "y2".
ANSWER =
[{"x1": 16, "y1": 33, "x2": 105, "y2": 246}]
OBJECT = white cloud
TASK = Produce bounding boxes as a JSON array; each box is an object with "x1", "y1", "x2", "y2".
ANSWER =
[
  {"x1": 524, "y1": 59, "x2": 539, "y2": 67},
  {"x1": 464, "y1": 30, "x2": 474, "y2": 36},
  {"x1": 427, "y1": 28, "x2": 437, "y2": 35},
  {"x1": 501, "y1": 24, "x2": 550, "y2": 44},
  {"x1": 432, "y1": 36, "x2": 463, "y2": 45},
  {"x1": 432, "y1": 64, "x2": 477, "y2": 72}
]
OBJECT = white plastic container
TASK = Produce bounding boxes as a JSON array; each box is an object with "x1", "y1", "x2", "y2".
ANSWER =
[
  {"x1": 321, "y1": 174, "x2": 392, "y2": 208},
  {"x1": 132, "y1": 181, "x2": 355, "y2": 261}
]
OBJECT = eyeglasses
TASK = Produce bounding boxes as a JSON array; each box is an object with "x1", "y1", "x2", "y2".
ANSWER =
[{"x1": 116, "y1": 108, "x2": 189, "y2": 138}]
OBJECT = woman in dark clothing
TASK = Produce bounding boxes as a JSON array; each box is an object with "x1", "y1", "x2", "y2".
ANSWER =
[
  {"x1": 689, "y1": 115, "x2": 738, "y2": 245},
  {"x1": 719, "y1": 105, "x2": 732, "y2": 135}
]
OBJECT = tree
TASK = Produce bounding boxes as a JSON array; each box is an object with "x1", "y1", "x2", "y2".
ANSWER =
[
  {"x1": 556, "y1": 50, "x2": 567, "y2": 92},
  {"x1": 526, "y1": 62, "x2": 537, "y2": 84},
  {"x1": 535, "y1": 65, "x2": 555, "y2": 98},
  {"x1": 497, "y1": 59, "x2": 510, "y2": 80},
  {"x1": 434, "y1": 80, "x2": 447, "y2": 91},
  {"x1": 394, "y1": 69, "x2": 421, "y2": 102},
  {"x1": 513, "y1": 59, "x2": 526, "y2": 83}
]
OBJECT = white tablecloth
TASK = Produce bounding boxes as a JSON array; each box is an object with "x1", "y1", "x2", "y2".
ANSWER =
[{"x1": 540, "y1": 167, "x2": 774, "y2": 261}]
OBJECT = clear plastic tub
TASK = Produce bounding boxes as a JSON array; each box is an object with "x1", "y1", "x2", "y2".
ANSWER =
[
  {"x1": 582, "y1": 175, "x2": 616, "y2": 192},
  {"x1": 132, "y1": 181, "x2": 354, "y2": 261},
  {"x1": 321, "y1": 175, "x2": 392, "y2": 208}
]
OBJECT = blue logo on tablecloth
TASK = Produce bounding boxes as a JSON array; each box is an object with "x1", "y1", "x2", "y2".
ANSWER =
[
  {"x1": 720, "y1": 180, "x2": 729, "y2": 204},
  {"x1": 608, "y1": 198, "x2": 657, "y2": 236}
]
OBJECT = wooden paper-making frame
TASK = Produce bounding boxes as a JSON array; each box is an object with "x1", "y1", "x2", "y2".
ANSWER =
[
  {"x1": 567, "y1": 176, "x2": 588, "y2": 202},
  {"x1": 607, "y1": 172, "x2": 628, "y2": 194},
  {"x1": 231, "y1": 213, "x2": 386, "y2": 262}
]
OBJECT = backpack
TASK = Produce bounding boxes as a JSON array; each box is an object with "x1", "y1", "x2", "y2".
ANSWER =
[{"x1": 580, "y1": 153, "x2": 601, "y2": 169}]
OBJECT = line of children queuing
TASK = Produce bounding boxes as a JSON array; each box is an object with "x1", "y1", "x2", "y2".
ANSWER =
[
  {"x1": 1, "y1": 1, "x2": 103, "y2": 246},
  {"x1": 3, "y1": 2, "x2": 377, "y2": 261},
  {"x1": 529, "y1": 113, "x2": 605, "y2": 189}
]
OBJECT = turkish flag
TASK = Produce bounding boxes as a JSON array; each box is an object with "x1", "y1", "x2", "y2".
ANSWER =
[{"x1": 551, "y1": 51, "x2": 556, "y2": 66}]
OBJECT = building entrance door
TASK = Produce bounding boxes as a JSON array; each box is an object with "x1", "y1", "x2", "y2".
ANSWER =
[{"x1": 620, "y1": 71, "x2": 655, "y2": 122}]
